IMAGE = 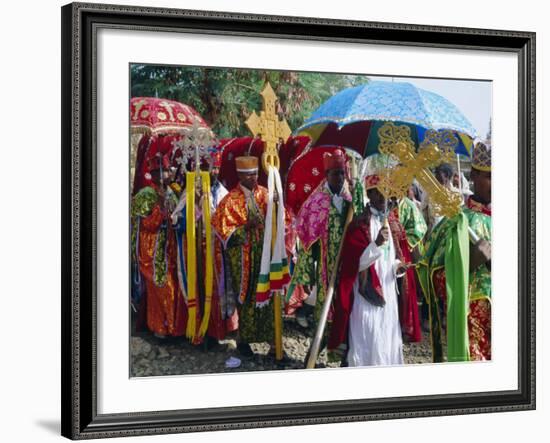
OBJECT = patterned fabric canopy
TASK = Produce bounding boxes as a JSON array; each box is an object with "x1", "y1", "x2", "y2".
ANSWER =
[
  {"x1": 298, "y1": 81, "x2": 477, "y2": 137},
  {"x1": 217, "y1": 136, "x2": 310, "y2": 192},
  {"x1": 296, "y1": 81, "x2": 477, "y2": 157},
  {"x1": 218, "y1": 137, "x2": 267, "y2": 191},
  {"x1": 130, "y1": 97, "x2": 212, "y2": 135},
  {"x1": 278, "y1": 135, "x2": 311, "y2": 180},
  {"x1": 285, "y1": 146, "x2": 360, "y2": 215}
]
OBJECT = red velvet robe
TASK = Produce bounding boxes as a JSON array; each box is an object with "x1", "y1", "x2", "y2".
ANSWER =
[{"x1": 328, "y1": 208, "x2": 421, "y2": 350}]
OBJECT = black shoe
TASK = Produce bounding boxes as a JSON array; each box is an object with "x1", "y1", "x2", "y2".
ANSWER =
[
  {"x1": 203, "y1": 336, "x2": 219, "y2": 351},
  {"x1": 302, "y1": 304, "x2": 314, "y2": 317},
  {"x1": 237, "y1": 342, "x2": 254, "y2": 358}
]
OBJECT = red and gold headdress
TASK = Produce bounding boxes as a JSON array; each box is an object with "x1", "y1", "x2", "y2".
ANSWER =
[
  {"x1": 364, "y1": 174, "x2": 381, "y2": 190},
  {"x1": 362, "y1": 153, "x2": 396, "y2": 196},
  {"x1": 323, "y1": 149, "x2": 346, "y2": 171}
]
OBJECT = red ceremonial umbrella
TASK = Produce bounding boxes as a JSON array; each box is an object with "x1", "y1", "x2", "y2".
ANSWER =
[
  {"x1": 130, "y1": 97, "x2": 211, "y2": 135},
  {"x1": 284, "y1": 146, "x2": 361, "y2": 216},
  {"x1": 278, "y1": 135, "x2": 311, "y2": 182},
  {"x1": 130, "y1": 97, "x2": 217, "y2": 194},
  {"x1": 217, "y1": 135, "x2": 310, "y2": 192},
  {"x1": 218, "y1": 137, "x2": 266, "y2": 191}
]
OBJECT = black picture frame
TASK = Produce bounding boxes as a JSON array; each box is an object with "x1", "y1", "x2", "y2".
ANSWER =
[{"x1": 61, "y1": 2, "x2": 536, "y2": 439}]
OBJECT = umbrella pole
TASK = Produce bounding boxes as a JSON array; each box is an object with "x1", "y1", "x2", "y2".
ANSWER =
[
  {"x1": 456, "y1": 154, "x2": 462, "y2": 195},
  {"x1": 272, "y1": 204, "x2": 283, "y2": 361},
  {"x1": 274, "y1": 294, "x2": 283, "y2": 360},
  {"x1": 196, "y1": 213, "x2": 204, "y2": 318},
  {"x1": 456, "y1": 153, "x2": 480, "y2": 242},
  {"x1": 306, "y1": 155, "x2": 368, "y2": 369}
]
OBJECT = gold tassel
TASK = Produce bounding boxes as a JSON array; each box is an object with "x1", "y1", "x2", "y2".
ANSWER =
[
  {"x1": 198, "y1": 172, "x2": 214, "y2": 337},
  {"x1": 185, "y1": 172, "x2": 197, "y2": 340}
]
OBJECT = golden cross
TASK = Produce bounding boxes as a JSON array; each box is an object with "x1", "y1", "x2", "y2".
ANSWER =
[
  {"x1": 377, "y1": 122, "x2": 463, "y2": 218},
  {"x1": 245, "y1": 81, "x2": 291, "y2": 361},
  {"x1": 245, "y1": 82, "x2": 291, "y2": 172}
]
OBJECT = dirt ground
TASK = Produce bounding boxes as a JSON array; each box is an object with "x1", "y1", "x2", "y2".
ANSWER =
[{"x1": 130, "y1": 316, "x2": 438, "y2": 377}]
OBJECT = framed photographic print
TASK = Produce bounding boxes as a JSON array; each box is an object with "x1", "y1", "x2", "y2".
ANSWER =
[{"x1": 61, "y1": 2, "x2": 535, "y2": 439}]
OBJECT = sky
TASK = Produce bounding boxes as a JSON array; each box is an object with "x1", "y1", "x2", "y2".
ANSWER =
[{"x1": 369, "y1": 75, "x2": 492, "y2": 140}]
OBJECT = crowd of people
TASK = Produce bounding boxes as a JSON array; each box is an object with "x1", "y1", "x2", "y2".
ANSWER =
[{"x1": 130, "y1": 138, "x2": 492, "y2": 368}]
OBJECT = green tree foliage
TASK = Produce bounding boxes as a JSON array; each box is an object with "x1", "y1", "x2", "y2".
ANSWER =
[{"x1": 131, "y1": 64, "x2": 367, "y2": 139}]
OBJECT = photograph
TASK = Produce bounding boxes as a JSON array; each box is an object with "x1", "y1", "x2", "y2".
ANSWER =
[{"x1": 128, "y1": 65, "x2": 493, "y2": 377}]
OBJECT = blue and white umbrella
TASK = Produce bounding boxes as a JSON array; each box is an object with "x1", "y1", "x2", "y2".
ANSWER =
[{"x1": 296, "y1": 81, "x2": 477, "y2": 157}]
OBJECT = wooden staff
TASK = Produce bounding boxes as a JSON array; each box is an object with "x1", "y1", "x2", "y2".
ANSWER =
[
  {"x1": 246, "y1": 82, "x2": 292, "y2": 361},
  {"x1": 271, "y1": 201, "x2": 284, "y2": 361},
  {"x1": 306, "y1": 201, "x2": 355, "y2": 369},
  {"x1": 457, "y1": 153, "x2": 481, "y2": 242},
  {"x1": 264, "y1": 156, "x2": 283, "y2": 361}
]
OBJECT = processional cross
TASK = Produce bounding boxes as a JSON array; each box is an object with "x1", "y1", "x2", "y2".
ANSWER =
[
  {"x1": 245, "y1": 81, "x2": 292, "y2": 361},
  {"x1": 173, "y1": 117, "x2": 217, "y2": 342},
  {"x1": 245, "y1": 82, "x2": 292, "y2": 171},
  {"x1": 377, "y1": 122, "x2": 463, "y2": 219}
]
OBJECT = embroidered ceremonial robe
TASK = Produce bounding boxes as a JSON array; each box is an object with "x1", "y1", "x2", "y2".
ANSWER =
[
  {"x1": 131, "y1": 185, "x2": 187, "y2": 336},
  {"x1": 211, "y1": 185, "x2": 274, "y2": 344},
  {"x1": 205, "y1": 182, "x2": 236, "y2": 340},
  {"x1": 398, "y1": 197, "x2": 428, "y2": 253},
  {"x1": 464, "y1": 197, "x2": 492, "y2": 360},
  {"x1": 288, "y1": 181, "x2": 351, "y2": 333},
  {"x1": 418, "y1": 196, "x2": 491, "y2": 362},
  {"x1": 394, "y1": 197, "x2": 427, "y2": 342}
]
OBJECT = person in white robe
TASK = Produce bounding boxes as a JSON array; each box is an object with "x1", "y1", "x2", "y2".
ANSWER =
[{"x1": 347, "y1": 188, "x2": 407, "y2": 367}]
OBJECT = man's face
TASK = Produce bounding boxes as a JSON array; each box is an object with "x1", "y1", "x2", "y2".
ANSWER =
[
  {"x1": 326, "y1": 168, "x2": 345, "y2": 194},
  {"x1": 210, "y1": 167, "x2": 219, "y2": 185},
  {"x1": 471, "y1": 168, "x2": 491, "y2": 204},
  {"x1": 238, "y1": 170, "x2": 258, "y2": 190},
  {"x1": 452, "y1": 173, "x2": 460, "y2": 188},
  {"x1": 167, "y1": 167, "x2": 177, "y2": 183},
  {"x1": 149, "y1": 169, "x2": 164, "y2": 186},
  {"x1": 435, "y1": 169, "x2": 451, "y2": 187},
  {"x1": 367, "y1": 188, "x2": 386, "y2": 212},
  {"x1": 161, "y1": 169, "x2": 171, "y2": 184}
]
